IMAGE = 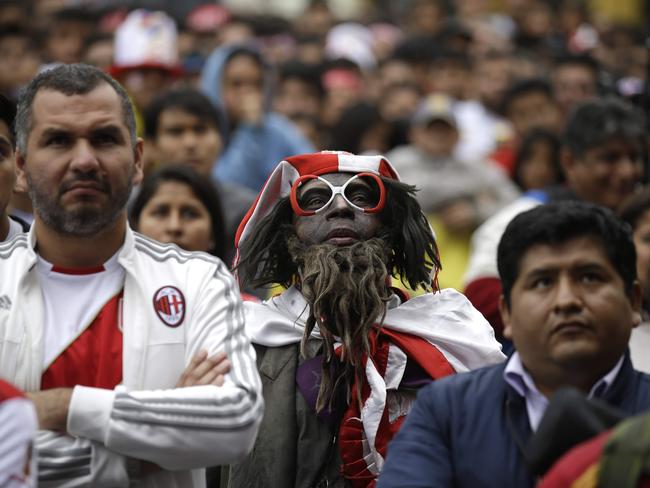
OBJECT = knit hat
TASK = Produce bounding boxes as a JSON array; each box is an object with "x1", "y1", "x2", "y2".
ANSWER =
[
  {"x1": 109, "y1": 9, "x2": 183, "y2": 78},
  {"x1": 234, "y1": 151, "x2": 400, "y2": 264}
]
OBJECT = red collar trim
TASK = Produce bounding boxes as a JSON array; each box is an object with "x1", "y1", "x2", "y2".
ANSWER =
[{"x1": 51, "y1": 265, "x2": 106, "y2": 275}]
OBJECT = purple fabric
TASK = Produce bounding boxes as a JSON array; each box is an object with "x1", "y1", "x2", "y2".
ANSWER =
[
  {"x1": 296, "y1": 354, "x2": 339, "y2": 426},
  {"x1": 296, "y1": 352, "x2": 432, "y2": 427},
  {"x1": 401, "y1": 358, "x2": 433, "y2": 389}
]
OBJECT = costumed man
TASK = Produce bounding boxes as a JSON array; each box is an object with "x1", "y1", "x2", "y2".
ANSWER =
[
  {"x1": 0, "y1": 63, "x2": 262, "y2": 487},
  {"x1": 228, "y1": 151, "x2": 506, "y2": 487}
]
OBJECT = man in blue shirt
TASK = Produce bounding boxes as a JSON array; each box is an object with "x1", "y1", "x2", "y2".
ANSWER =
[{"x1": 378, "y1": 201, "x2": 650, "y2": 488}]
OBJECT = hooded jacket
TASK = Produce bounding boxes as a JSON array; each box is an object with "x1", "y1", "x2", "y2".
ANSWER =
[{"x1": 200, "y1": 44, "x2": 314, "y2": 192}]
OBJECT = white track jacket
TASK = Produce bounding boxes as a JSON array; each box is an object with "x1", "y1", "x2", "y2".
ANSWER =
[{"x1": 0, "y1": 227, "x2": 263, "y2": 487}]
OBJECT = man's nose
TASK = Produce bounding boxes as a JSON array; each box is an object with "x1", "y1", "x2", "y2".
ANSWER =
[
  {"x1": 70, "y1": 140, "x2": 100, "y2": 172},
  {"x1": 325, "y1": 194, "x2": 354, "y2": 218},
  {"x1": 553, "y1": 276, "x2": 582, "y2": 314}
]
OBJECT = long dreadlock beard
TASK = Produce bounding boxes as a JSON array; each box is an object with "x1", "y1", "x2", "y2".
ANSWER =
[{"x1": 287, "y1": 234, "x2": 393, "y2": 412}]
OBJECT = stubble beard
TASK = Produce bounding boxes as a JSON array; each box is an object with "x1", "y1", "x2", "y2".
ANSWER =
[{"x1": 27, "y1": 170, "x2": 133, "y2": 237}]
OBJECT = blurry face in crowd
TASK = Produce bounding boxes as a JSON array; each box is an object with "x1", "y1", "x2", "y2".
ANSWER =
[
  {"x1": 15, "y1": 83, "x2": 143, "y2": 236},
  {"x1": 517, "y1": 140, "x2": 560, "y2": 191},
  {"x1": 137, "y1": 180, "x2": 213, "y2": 253},
  {"x1": 552, "y1": 64, "x2": 598, "y2": 117},
  {"x1": 410, "y1": 120, "x2": 459, "y2": 158},
  {"x1": 429, "y1": 60, "x2": 469, "y2": 100},
  {"x1": 506, "y1": 91, "x2": 560, "y2": 136},
  {"x1": 120, "y1": 68, "x2": 176, "y2": 112},
  {"x1": 473, "y1": 56, "x2": 512, "y2": 111},
  {"x1": 563, "y1": 137, "x2": 643, "y2": 211},
  {"x1": 293, "y1": 173, "x2": 383, "y2": 247},
  {"x1": 154, "y1": 108, "x2": 223, "y2": 177},
  {"x1": 501, "y1": 236, "x2": 640, "y2": 395},
  {"x1": 46, "y1": 20, "x2": 92, "y2": 64},
  {"x1": 83, "y1": 39, "x2": 114, "y2": 71},
  {"x1": 0, "y1": 120, "x2": 15, "y2": 227},
  {"x1": 632, "y1": 210, "x2": 650, "y2": 300},
  {"x1": 0, "y1": 33, "x2": 41, "y2": 93},
  {"x1": 221, "y1": 53, "x2": 264, "y2": 124},
  {"x1": 274, "y1": 78, "x2": 321, "y2": 119}
]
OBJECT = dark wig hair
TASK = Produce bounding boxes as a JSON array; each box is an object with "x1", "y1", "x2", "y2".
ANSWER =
[
  {"x1": 236, "y1": 176, "x2": 441, "y2": 290},
  {"x1": 497, "y1": 201, "x2": 636, "y2": 309},
  {"x1": 130, "y1": 164, "x2": 227, "y2": 259}
]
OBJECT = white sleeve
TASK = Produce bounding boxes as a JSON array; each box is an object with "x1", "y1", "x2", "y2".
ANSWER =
[
  {"x1": 66, "y1": 261, "x2": 264, "y2": 470},
  {"x1": 0, "y1": 398, "x2": 37, "y2": 488},
  {"x1": 36, "y1": 431, "x2": 130, "y2": 488}
]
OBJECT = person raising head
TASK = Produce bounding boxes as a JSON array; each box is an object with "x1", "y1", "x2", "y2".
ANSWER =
[
  {"x1": 228, "y1": 151, "x2": 505, "y2": 488},
  {"x1": 2, "y1": 63, "x2": 262, "y2": 486},
  {"x1": 379, "y1": 201, "x2": 650, "y2": 488}
]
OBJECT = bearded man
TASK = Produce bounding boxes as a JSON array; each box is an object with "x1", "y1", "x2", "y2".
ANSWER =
[
  {"x1": 0, "y1": 63, "x2": 262, "y2": 487},
  {"x1": 228, "y1": 151, "x2": 505, "y2": 488}
]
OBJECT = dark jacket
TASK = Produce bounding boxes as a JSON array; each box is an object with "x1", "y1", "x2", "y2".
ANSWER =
[
  {"x1": 377, "y1": 355, "x2": 650, "y2": 488},
  {"x1": 226, "y1": 342, "x2": 346, "y2": 488}
]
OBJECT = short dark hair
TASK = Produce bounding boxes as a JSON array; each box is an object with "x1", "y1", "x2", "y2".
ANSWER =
[
  {"x1": 130, "y1": 164, "x2": 227, "y2": 260},
  {"x1": 619, "y1": 188, "x2": 650, "y2": 231},
  {"x1": 563, "y1": 96, "x2": 645, "y2": 156},
  {"x1": 552, "y1": 53, "x2": 600, "y2": 79},
  {"x1": 0, "y1": 94, "x2": 16, "y2": 145},
  {"x1": 500, "y1": 78, "x2": 555, "y2": 117},
  {"x1": 497, "y1": 201, "x2": 637, "y2": 308},
  {"x1": 15, "y1": 63, "x2": 137, "y2": 154},
  {"x1": 144, "y1": 88, "x2": 226, "y2": 141}
]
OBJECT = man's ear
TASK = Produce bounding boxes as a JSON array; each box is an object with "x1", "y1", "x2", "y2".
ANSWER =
[
  {"x1": 14, "y1": 149, "x2": 28, "y2": 193},
  {"x1": 499, "y1": 294, "x2": 513, "y2": 339},
  {"x1": 630, "y1": 280, "x2": 643, "y2": 328},
  {"x1": 133, "y1": 138, "x2": 145, "y2": 186}
]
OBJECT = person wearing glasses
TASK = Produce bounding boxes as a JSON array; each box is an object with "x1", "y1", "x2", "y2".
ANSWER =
[{"x1": 228, "y1": 151, "x2": 505, "y2": 488}]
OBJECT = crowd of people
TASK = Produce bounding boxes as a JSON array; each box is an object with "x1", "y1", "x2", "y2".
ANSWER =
[{"x1": 0, "y1": 0, "x2": 649, "y2": 487}]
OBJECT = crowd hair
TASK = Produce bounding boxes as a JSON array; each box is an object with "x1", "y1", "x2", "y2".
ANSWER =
[
  {"x1": 15, "y1": 63, "x2": 137, "y2": 155},
  {"x1": 144, "y1": 88, "x2": 227, "y2": 142},
  {"x1": 563, "y1": 96, "x2": 645, "y2": 156},
  {"x1": 497, "y1": 201, "x2": 637, "y2": 309},
  {"x1": 235, "y1": 177, "x2": 441, "y2": 291}
]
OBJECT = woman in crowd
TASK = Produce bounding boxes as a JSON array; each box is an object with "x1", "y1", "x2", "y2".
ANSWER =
[{"x1": 130, "y1": 164, "x2": 227, "y2": 260}]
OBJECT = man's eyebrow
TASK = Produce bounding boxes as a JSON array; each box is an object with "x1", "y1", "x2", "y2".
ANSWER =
[
  {"x1": 91, "y1": 125, "x2": 126, "y2": 138},
  {"x1": 36, "y1": 127, "x2": 70, "y2": 143}
]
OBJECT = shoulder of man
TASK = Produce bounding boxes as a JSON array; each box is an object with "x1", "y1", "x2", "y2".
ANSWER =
[
  {"x1": 131, "y1": 231, "x2": 226, "y2": 271},
  {"x1": 418, "y1": 361, "x2": 508, "y2": 408}
]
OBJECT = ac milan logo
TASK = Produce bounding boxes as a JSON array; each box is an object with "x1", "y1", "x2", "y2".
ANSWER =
[{"x1": 153, "y1": 286, "x2": 186, "y2": 327}]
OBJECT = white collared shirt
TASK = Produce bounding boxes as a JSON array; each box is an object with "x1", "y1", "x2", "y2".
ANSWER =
[{"x1": 503, "y1": 352, "x2": 624, "y2": 431}]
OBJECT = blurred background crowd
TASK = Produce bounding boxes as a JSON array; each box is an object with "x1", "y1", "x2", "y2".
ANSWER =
[{"x1": 1, "y1": 0, "x2": 648, "y2": 290}]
